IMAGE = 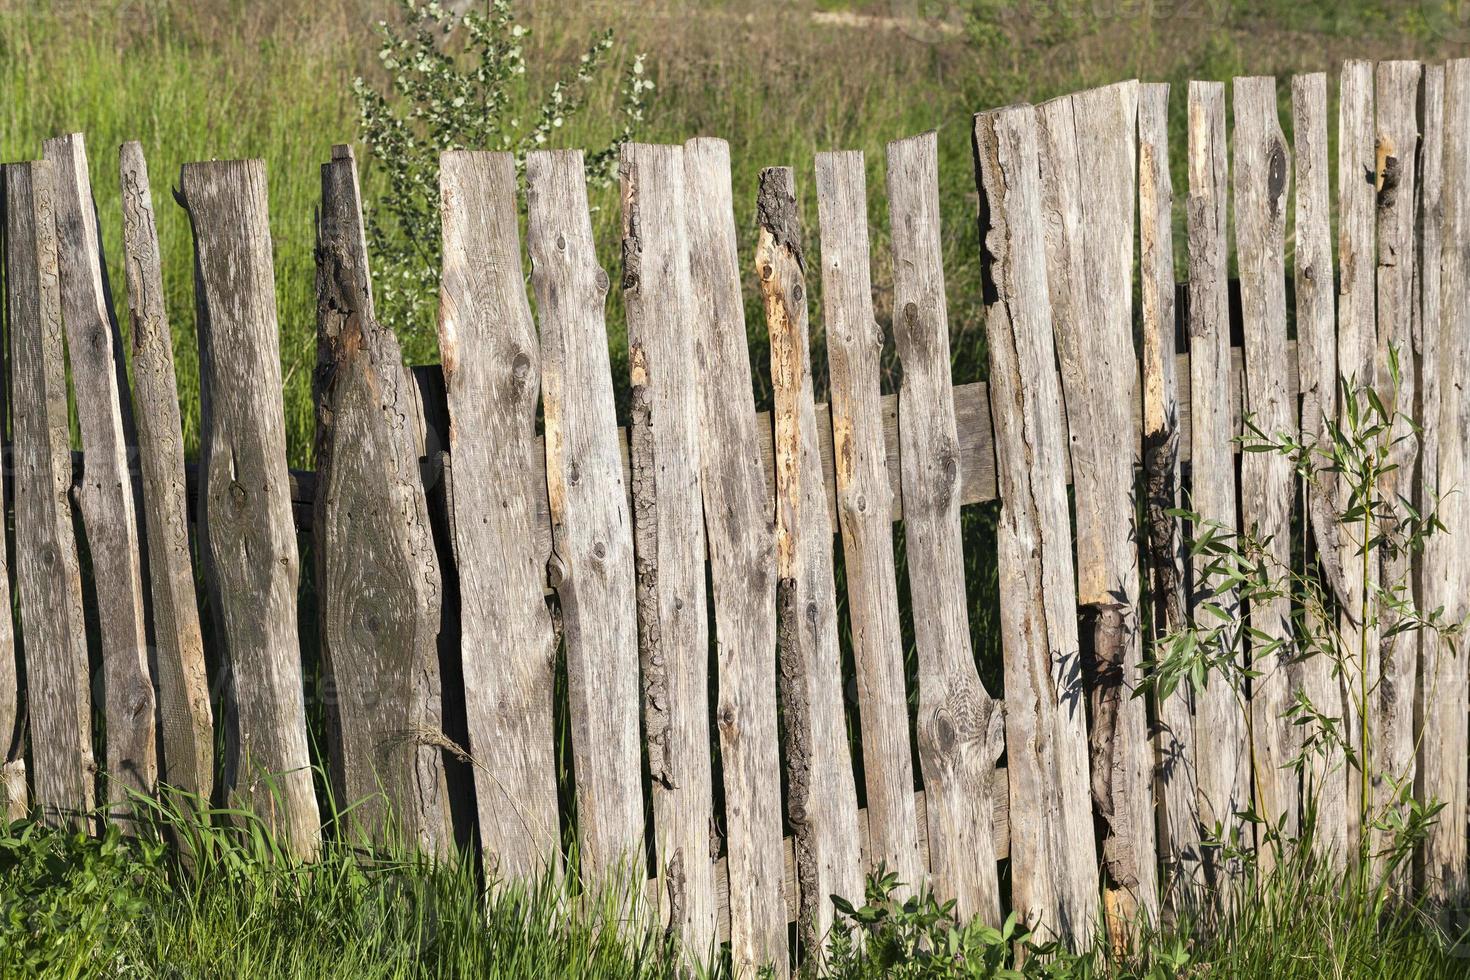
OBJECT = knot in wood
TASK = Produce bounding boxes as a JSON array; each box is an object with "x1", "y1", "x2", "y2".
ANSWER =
[
  {"x1": 555, "y1": 232, "x2": 566, "y2": 252},
  {"x1": 546, "y1": 552, "x2": 569, "y2": 588},
  {"x1": 510, "y1": 351, "x2": 532, "y2": 386},
  {"x1": 229, "y1": 480, "x2": 248, "y2": 510},
  {"x1": 591, "y1": 541, "x2": 606, "y2": 561},
  {"x1": 593, "y1": 268, "x2": 610, "y2": 294}
]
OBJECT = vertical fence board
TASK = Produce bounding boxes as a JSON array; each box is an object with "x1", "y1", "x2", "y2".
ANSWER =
[
  {"x1": 1290, "y1": 74, "x2": 1349, "y2": 865},
  {"x1": 974, "y1": 104, "x2": 1097, "y2": 945},
  {"x1": 314, "y1": 145, "x2": 449, "y2": 857},
  {"x1": 1232, "y1": 76, "x2": 1299, "y2": 852},
  {"x1": 526, "y1": 149, "x2": 645, "y2": 883},
  {"x1": 1138, "y1": 82, "x2": 1201, "y2": 907},
  {"x1": 44, "y1": 133, "x2": 156, "y2": 809},
  {"x1": 757, "y1": 166, "x2": 864, "y2": 948},
  {"x1": 120, "y1": 142, "x2": 213, "y2": 803},
  {"x1": 814, "y1": 151, "x2": 925, "y2": 893},
  {"x1": 1185, "y1": 81, "x2": 1249, "y2": 900},
  {"x1": 888, "y1": 131, "x2": 1004, "y2": 923},
  {"x1": 4, "y1": 160, "x2": 94, "y2": 827},
  {"x1": 437, "y1": 150, "x2": 560, "y2": 879},
  {"x1": 619, "y1": 143, "x2": 718, "y2": 954},
  {"x1": 683, "y1": 136, "x2": 788, "y2": 975}
]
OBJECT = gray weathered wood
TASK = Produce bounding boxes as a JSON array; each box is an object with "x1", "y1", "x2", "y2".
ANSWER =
[
  {"x1": 314, "y1": 145, "x2": 449, "y2": 858},
  {"x1": 44, "y1": 133, "x2": 156, "y2": 811},
  {"x1": 1138, "y1": 82, "x2": 1201, "y2": 910},
  {"x1": 974, "y1": 104, "x2": 1097, "y2": 945},
  {"x1": 437, "y1": 150, "x2": 560, "y2": 879},
  {"x1": 888, "y1": 131, "x2": 1003, "y2": 924},
  {"x1": 813, "y1": 150, "x2": 925, "y2": 895},
  {"x1": 757, "y1": 166, "x2": 864, "y2": 949},
  {"x1": 1290, "y1": 74, "x2": 1348, "y2": 866},
  {"x1": 1232, "y1": 75, "x2": 1298, "y2": 856},
  {"x1": 620, "y1": 142, "x2": 718, "y2": 955},
  {"x1": 120, "y1": 142, "x2": 213, "y2": 804},
  {"x1": 1036, "y1": 82, "x2": 1155, "y2": 934},
  {"x1": 5, "y1": 160, "x2": 94, "y2": 828},
  {"x1": 1185, "y1": 81, "x2": 1249, "y2": 902},
  {"x1": 683, "y1": 136, "x2": 788, "y2": 975},
  {"x1": 526, "y1": 149, "x2": 644, "y2": 884},
  {"x1": 180, "y1": 158, "x2": 319, "y2": 858}
]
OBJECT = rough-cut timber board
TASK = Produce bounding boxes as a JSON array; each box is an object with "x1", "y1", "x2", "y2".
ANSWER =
[
  {"x1": 180, "y1": 158, "x2": 319, "y2": 858},
  {"x1": 5, "y1": 160, "x2": 94, "y2": 829},
  {"x1": 437, "y1": 150, "x2": 560, "y2": 880},
  {"x1": 44, "y1": 133, "x2": 156, "y2": 811},
  {"x1": 314, "y1": 145, "x2": 449, "y2": 858},
  {"x1": 888, "y1": 130, "x2": 1004, "y2": 924},
  {"x1": 526, "y1": 149, "x2": 644, "y2": 884},
  {"x1": 974, "y1": 102, "x2": 1098, "y2": 946}
]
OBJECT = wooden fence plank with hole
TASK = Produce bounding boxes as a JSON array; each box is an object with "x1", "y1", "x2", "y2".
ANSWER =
[
  {"x1": 1423, "y1": 58, "x2": 1470, "y2": 908},
  {"x1": 180, "y1": 159, "x2": 319, "y2": 858},
  {"x1": 314, "y1": 145, "x2": 449, "y2": 858},
  {"x1": 619, "y1": 143, "x2": 719, "y2": 954},
  {"x1": 526, "y1": 149, "x2": 645, "y2": 883},
  {"x1": 44, "y1": 133, "x2": 157, "y2": 809},
  {"x1": 888, "y1": 131, "x2": 1004, "y2": 924},
  {"x1": 814, "y1": 150, "x2": 925, "y2": 894},
  {"x1": 5, "y1": 160, "x2": 94, "y2": 828},
  {"x1": 1373, "y1": 61, "x2": 1422, "y2": 882},
  {"x1": 756, "y1": 165, "x2": 863, "y2": 950},
  {"x1": 683, "y1": 136, "x2": 788, "y2": 976},
  {"x1": 1036, "y1": 81, "x2": 1155, "y2": 935},
  {"x1": 119, "y1": 142, "x2": 213, "y2": 804},
  {"x1": 974, "y1": 102, "x2": 1097, "y2": 946},
  {"x1": 1233, "y1": 75, "x2": 1299, "y2": 854},
  {"x1": 437, "y1": 150, "x2": 560, "y2": 880},
  {"x1": 1138, "y1": 81, "x2": 1200, "y2": 909},
  {"x1": 1290, "y1": 73, "x2": 1349, "y2": 866},
  {"x1": 1185, "y1": 81, "x2": 1249, "y2": 901}
]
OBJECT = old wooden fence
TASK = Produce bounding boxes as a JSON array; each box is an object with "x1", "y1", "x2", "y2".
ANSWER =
[{"x1": 1, "y1": 58, "x2": 1468, "y2": 972}]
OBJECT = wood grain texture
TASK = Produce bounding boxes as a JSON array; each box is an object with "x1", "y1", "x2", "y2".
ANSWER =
[
  {"x1": 44, "y1": 133, "x2": 156, "y2": 811},
  {"x1": 437, "y1": 150, "x2": 560, "y2": 879},
  {"x1": 181, "y1": 159, "x2": 319, "y2": 857},
  {"x1": 526, "y1": 149, "x2": 644, "y2": 884},
  {"x1": 1185, "y1": 81, "x2": 1249, "y2": 902},
  {"x1": 1138, "y1": 82, "x2": 1201, "y2": 909},
  {"x1": 1289, "y1": 74, "x2": 1348, "y2": 866},
  {"x1": 619, "y1": 142, "x2": 718, "y2": 956},
  {"x1": 1035, "y1": 81, "x2": 1155, "y2": 933},
  {"x1": 814, "y1": 150, "x2": 924, "y2": 894},
  {"x1": 974, "y1": 104, "x2": 1097, "y2": 946},
  {"x1": 1232, "y1": 75, "x2": 1299, "y2": 855},
  {"x1": 757, "y1": 166, "x2": 864, "y2": 950},
  {"x1": 683, "y1": 136, "x2": 788, "y2": 976},
  {"x1": 888, "y1": 131, "x2": 1004, "y2": 924},
  {"x1": 314, "y1": 145, "x2": 449, "y2": 858},
  {"x1": 5, "y1": 160, "x2": 95, "y2": 828},
  {"x1": 119, "y1": 142, "x2": 213, "y2": 803}
]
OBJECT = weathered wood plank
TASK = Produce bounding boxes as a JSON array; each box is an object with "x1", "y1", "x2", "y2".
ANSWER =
[
  {"x1": 1232, "y1": 75, "x2": 1299, "y2": 855},
  {"x1": 44, "y1": 133, "x2": 156, "y2": 811},
  {"x1": 683, "y1": 136, "x2": 788, "y2": 975},
  {"x1": 526, "y1": 149, "x2": 644, "y2": 884},
  {"x1": 119, "y1": 142, "x2": 213, "y2": 804},
  {"x1": 180, "y1": 158, "x2": 318, "y2": 857},
  {"x1": 1421, "y1": 58, "x2": 1470, "y2": 911},
  {"x1": 5, "y1": 160, "x2": 94, "y2": 828},
  {"x1": 314, "y1": 145, "x2": 449, "y2": 857},
  {"x1": 888, "y1": 131, "x2": 1004, "y2": 923},
  {"x1": 619, "y1": 142, "x2": 718, "y2": 954},
  {"x1": 1138, "y1": 82, "x2": 1200, "y2": 910},
  {"x1": 814, "y1": 150, "x2": 924, "y2": 894},
  {"x1": 757, "y1": 166, "x2": 864, "y2": 948},
  {"x1": 1290, "y1": 74, "x2": 1348, "y2": 866},
  {"x1": 1036, "y1": 81, "x2": 1154, "y2": 935},
  {"x1": 974, "y1": 103, "x2": 1097, "y2": 945},
  {"x1": 1185, "y1": 81, "x2": 1249, "y2": 902},
  {"x1": 437, "y1": 150, "x2": 560, "y2": 879}
]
